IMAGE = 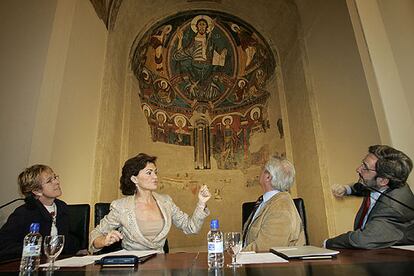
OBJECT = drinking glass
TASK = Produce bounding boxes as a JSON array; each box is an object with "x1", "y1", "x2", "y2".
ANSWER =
[
  {"x1": 43, "y1": 235, "x2": 65, "y2": 271},
  {"x1": 225, "y1": 232, "x2": 242, "y2": 268}
]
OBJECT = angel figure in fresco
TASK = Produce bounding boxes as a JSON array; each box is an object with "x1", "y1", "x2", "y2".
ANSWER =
[
  {"x1": 149, "y1": 24, "x2": 172, "y2": 71},
  {"x1": 231, "y1": 23, "x2": 258, "y2": 71},
  {"x1": 247, "y1": 69, "x2": 266, "y2": 98},
  {"x1": 173, "y1": 15, "x2": 229, "y2": 101}
]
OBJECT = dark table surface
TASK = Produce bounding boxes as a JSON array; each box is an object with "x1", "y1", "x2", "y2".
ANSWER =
[{"x1": 1, "y1": 248, "x2": 414, "y2": 275}]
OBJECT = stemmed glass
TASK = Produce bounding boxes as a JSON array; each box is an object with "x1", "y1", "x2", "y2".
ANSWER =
[
  {"x1": 225, "y1": 232, "x2": 242, "y2": 268},
  {"x1": 43, "y1": 235, "x2": 65, "y2": 271}
]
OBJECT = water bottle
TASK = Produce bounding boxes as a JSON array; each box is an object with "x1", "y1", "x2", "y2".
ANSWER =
[
  {"x1": 19, "y1": 223, "x2": 42, "y2": 273},
  {"x1": 207, "y1": 219, "x2": 224, "y2": 269}
]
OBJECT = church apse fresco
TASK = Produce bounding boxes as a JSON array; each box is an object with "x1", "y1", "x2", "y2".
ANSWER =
[{"x1": 131, "y1": 11, "x2": 276, "y2": 170}]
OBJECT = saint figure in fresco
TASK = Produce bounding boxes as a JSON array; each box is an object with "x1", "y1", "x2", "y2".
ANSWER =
[
  {"x1": 154, "y1": 111, "x2": 167, "y2": 142},
  {"x1": 154, "y1": 79, "x2": 173, "y2": 104},
  {"x1": 149, "y1": 25, "x2": 172, "y2": 71},
  {"x1": 172, "y1": 15, "x2": 230, "y2": 101},
  {"x1": 231, "y1": 23, "x2": 258, "y2": 71},
  {"x1": 173, "y1": 115, "x2": 191, "y2": 145},
  {"x1": 221, "y1": 115, "x2": 235, "y2": 167},
  {"x1": 234, "y1": 78, "x2": 248, "y2": 103}
]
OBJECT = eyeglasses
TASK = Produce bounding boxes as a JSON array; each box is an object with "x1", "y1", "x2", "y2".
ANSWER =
[
  {"x1": 360, "y1": 162, "x2": 376, "y2": 172},
  {"x1": 44, "y1": 174, "x2": 59, "y2": 185}
]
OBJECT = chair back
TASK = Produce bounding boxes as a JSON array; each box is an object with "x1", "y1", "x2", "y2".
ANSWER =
[
  {"x1": 94, "y1": 203, "x2": 122, "y2": 254},
  {"x1": 67, "y1": 204, "x2": 90, "y2": 250},
  {"x1": 94, "y1": 202, "x2": 170, "y2": 253},
  {"x1": 94, "y1": 203, "x2": 111, "y2": 227},
  {"x1": 293, "y1": 198, "x2": 309, "y2": 245},
  {"x1": 242, "y1": 201, "x2": 256, "y2": 228},
  {"x1": 241, "y1": 197, "x2": 309, "y2": 245}
]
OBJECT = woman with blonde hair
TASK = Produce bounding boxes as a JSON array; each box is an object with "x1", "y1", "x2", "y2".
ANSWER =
[{"x1": 0, "y1": 164, "x2": 80, "y2": 261}]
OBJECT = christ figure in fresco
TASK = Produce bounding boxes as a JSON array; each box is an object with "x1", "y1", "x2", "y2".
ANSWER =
[{"x1": 172, "y1": 15, "x2": 230, "y2": 101}]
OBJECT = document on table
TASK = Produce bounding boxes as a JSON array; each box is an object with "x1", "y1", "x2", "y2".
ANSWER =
[
  {"x1": 236, "y1": 252, "x2": 289, "y2": 264},
  {"x1": 391, "y1": 245, "x2": 414, "y2": 252},
  {"x1": 39, "y1": 249, "x2": 159, "y2": 267}
]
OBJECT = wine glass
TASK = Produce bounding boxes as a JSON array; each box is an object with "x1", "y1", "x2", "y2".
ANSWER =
[
  {"x1": 225, "y1": 232, "x2": 242, "y2": 268},
  {"x1": 43, "y1": 235, "x2": 65, "y2": 271}
]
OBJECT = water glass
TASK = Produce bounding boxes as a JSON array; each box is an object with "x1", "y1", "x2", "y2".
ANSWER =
[
  {"x1": 43, "y1": 235, "x2": 65, "y2": 271},
  {"x1": 225, "y1": 232, "x2": 242, "y2": 268}
]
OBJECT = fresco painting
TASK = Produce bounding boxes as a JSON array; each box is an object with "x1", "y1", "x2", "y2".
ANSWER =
[{"x1": 131, "y1": 11, "x2": 276, "y2": 169}]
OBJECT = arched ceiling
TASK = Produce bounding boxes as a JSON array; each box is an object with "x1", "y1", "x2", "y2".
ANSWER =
[{"x1": 89, "y1": 0, "x2": 301, "y2": 62}]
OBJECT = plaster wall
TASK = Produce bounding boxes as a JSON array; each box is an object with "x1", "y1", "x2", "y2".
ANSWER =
[
  {"x1": 51, "y1": 0, "x2": 107, "y2": 205},
  {"x1": 0, "y1": 0, "x2": 107, "y2": 225},
  {"x1": 295, "y1": 0, "x2": 381, "y2": 239},
  {"x1": 351, "y1": 0, "x2": 414, "y2": 188},
  {"x1": 0, "y1": 0, "x2": 57, "y2": 224}
]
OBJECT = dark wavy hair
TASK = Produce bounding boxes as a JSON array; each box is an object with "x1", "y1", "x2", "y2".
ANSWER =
[
  {"x1": 369, "y1": 145, "x2": 413, "y2": 189},
  {"x1": 120, "y1": 153, "x2": 157, "y2": 195}
]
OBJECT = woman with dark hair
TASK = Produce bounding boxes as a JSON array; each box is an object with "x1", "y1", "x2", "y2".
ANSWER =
[{"x1": 89, "y1": 153, "x2": 211, "y2": 253}]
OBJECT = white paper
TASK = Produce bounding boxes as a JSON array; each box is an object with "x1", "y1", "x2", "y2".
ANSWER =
[
  {"x1": 39, "y1": 256, "x2": 98, "y2": 267},
  {"x1": 236, "y1": 252, "x2": 288, "y2": 264},
  {"x1": 39, "y1": 249, "x2": 159, "y2": 267},
  {"x1": 391, "y1": 245, "x2": 414, "y2": 252}
]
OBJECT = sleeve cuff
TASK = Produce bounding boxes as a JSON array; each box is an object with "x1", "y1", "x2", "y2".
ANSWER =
[{"x1": 345, "y1": 185, "x2": 352, "y2": 195}]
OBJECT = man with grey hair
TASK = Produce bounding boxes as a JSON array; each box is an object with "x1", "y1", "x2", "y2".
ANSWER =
[{"x1": 242, "y1": 156, "x2": 305, "y2": 251}]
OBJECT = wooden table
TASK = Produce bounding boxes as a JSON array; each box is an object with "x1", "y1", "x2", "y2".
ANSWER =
[{"x1": 1, "y1": 248, "x2": 413, "y2": 275}]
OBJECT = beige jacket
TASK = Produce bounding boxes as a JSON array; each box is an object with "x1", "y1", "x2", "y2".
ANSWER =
[
  {"x1": 243, "y1": 192, "x2": 305, "y2": 251},
  {"x1": 89, "y1": 192, "x2": 210, "y2": 253}
]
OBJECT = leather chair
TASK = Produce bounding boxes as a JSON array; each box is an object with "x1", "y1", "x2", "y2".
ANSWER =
[
  {"x1": 292, "y1": 198, "x2": 309, "y2": 245},
  {"x1": 94, "y1": 202, "x2": 169, "y2": 253},
  {"x1": 242, "y1": 197, "x2": 309, "y2": 245},
  {"x1": 67, "y1": 204, "x2": 90, "y2": 250}
]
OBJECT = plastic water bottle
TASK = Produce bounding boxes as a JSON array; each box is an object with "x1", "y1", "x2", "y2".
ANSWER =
[
  {"x1": 207, "y1": 219, "x2": 224, "y2": 269},
  {"x1": 19, "y1": 223, "x2": 42, "y2": 273}
]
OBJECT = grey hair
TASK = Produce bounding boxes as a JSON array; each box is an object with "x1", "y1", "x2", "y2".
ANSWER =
[{"x1": 264, "y1": 156, "x2": 295, "y2": 191}]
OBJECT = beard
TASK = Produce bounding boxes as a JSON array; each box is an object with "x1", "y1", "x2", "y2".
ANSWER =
[{"x1": 358, "y1": 174, "x2": 378, "y2": 189}]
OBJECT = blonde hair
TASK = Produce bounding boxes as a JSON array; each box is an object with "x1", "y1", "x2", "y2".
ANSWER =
[{"x1": 18, "y1": 164, "x2": 52, "y2": 197}]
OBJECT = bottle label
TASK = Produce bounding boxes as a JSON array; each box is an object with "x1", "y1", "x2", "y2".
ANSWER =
[
  {"x1": 208, "y1": 241, "x2": 223, "y2": 253},
  {"x1": 22, "y1": 245, "x2": 41, "y2": 257}
]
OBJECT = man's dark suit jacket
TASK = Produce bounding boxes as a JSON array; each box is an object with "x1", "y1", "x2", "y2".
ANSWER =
[
  {"x1": 0, "y1": 197, "x2": 80, "y2": 261},
  {"x1": 326, "y1": 183, "x2": 414, "y2": 249}
]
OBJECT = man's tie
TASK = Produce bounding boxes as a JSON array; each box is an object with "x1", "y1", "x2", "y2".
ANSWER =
[
  {"x1": 357, "y1": 195, "x2": 371, "y2": 229},
  {"x1": 242, "y1": 195, "x2": 263, "y2": 246}
]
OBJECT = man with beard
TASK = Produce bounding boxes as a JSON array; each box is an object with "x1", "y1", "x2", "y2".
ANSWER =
[{"x1": 326, "y1": 145, "x2": 414, "y2": 249}]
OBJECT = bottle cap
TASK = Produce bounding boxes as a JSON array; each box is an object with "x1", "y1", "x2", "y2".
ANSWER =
[
  {"x1": 29, "y1": 223, "x2": 40, "y2": 233},
  {"x1": 210, "y1": 219, "x2": 219, "y2": 230}
]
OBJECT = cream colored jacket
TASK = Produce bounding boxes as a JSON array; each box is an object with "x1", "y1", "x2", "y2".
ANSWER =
[
  {"x1": 89, "y1": 193, "x2": 210, "y2": 253},
  {"x1": 243, "y1": 192, "x2": 305, "y2": 251}
]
